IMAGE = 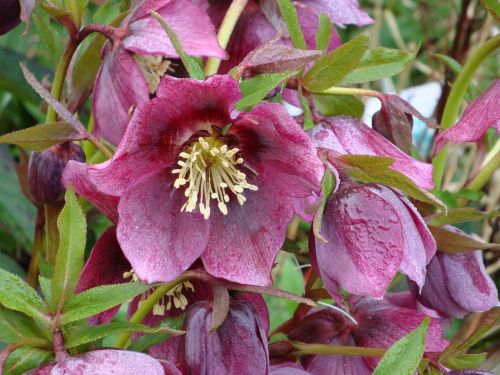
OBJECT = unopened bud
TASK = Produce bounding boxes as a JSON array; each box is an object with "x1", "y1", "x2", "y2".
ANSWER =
[{"x1": 28, "y1": 142, "x2": 85, "y2": 204}]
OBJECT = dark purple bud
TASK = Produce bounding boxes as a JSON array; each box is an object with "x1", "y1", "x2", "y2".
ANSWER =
[
  {"x1": 0, "y1": 0, "x2": 21, "y2": 35},
  {"x1": 28, "y1": 142, "x2": 86, "y2": 204}
]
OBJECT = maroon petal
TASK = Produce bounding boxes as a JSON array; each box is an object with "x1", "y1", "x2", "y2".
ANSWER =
[
  {"x1": 92, "y1": 47, "x2": 150, "y2": 145},
  {"x1": 181, "y1": 300, "x2": 269, "y2": 375},
  {"x1": 314, "y1": 184, "x2": 405, "y2": 298},
  {"x1": 88, "y1": 75, "x2": 241, "y2": 197},
  {"x1": 434, "y1": 80, "x2": 500, "y2": 153},
  {"x1": 352, "y1": 296, "x2": 448, "y2": 369},
  {"x1": 124, "y1": 0, "x2": 226, "y2": 58},
  {"x1": 298, "y1": 0, "x2": 373, "y2": 26},
  {"x1": 309, "y1": 117, "x2": 434, "y2": 189},
  {"x1": 117, "y1": 169, "x2": 209, "y2": 283},
  {"x1": 62, "y1": 161, "x2": 119, "y2": 223},
  {"x1": 76, "y1": 227, "x2": 131, "y2": 324}
]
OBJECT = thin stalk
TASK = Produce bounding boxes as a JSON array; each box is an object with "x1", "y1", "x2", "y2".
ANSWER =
[
  {"x1": 204, "y1": 0, "x2": 249, "y2": 76},
  {"x1": 319, "y1": 86, "x2": 382, "y2": 98},
  {"x1": 465, "y1": 150, "x2": 500, "y2": 192},
  {"x1": 86, "y1": 134, "x2": 114, "y2": 159},
  {"x1": 293, "y1": 343, "x2": 386, "y2": 357},
  {"x1": 432, "y1": 35, "x2": 500, "y2": 188}
]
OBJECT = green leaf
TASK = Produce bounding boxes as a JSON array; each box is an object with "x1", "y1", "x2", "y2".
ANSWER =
[
  {"x1": 0, "y1": 122, "x2": 86, "y2": 151},
  {"x1": 0, "y1": 252, "x2": 26, "y2": 277},
  {"x1": 316, "y1": 13, "x2": 332, "y2": 51},
  {"x1": 302, "y1": 34, "x2": 369, "y2": 92},
  {"x1": 32, "y1": 12, "x2": 61, "y2": 66},
  {"x1": 236, "y1": 72, "x2": 294, "y2": 110},
  {"x1": 51, "y1": 188, "x2": 87, "y2": 312},
  {"x1": 0, "y1": 305, "x2": 46, "y2": 343},
  {"x1": 3, "y1": 347, "x2": 52, "y2": 375},
  {"x1": 277, "y1": 0, "x2": 306, "y2": 49},
  {"x1": 313, "y1": 167, "x2": 336, "y2": 242},
  {"x1": 128, "y1": 317, "x2": 184, "y2": 352},
  {"x1": 151, "y1": 11, "x2": 205, "y2": 80},
  {"x1": 428, "y1": 225, "x2": 500, "y2": 253},
  {"x1": 313, "y1": 93, "x2": 364, "y2": 118},
  {"x1": 373, "y1": 317, "x2": 429, "y2": 375},
  {"x1": 62, "y1": 282, "x2": 155, "y2": 324},
  {"x1": 0, "y1": 269, "x2": 48, "y2": 326},
  {"x1": 426, "y1": 208, "x2": 500, "y2": 226},
  {"x1": 441, "y1": 353, "x2": 487, "y2": 370},
  {"x1": 338, "y1": 47, "x2": 416, "y2": 86},
  {"x1": 338, "y1": 155, "x2": 445, "y2": 209},
  {"x1": 64, "y1": 321, "x2": 184, "y2": 348},
  {"x1": 433, "y1": 53, "x2": 462, "y2": 75},
  {"x1": 298, "y1": 87, "x2": 314, "y2": 130},
  {"x1": 481, "y1": 0, "x2": 500, "y2": 20},
  {"x1": 39, "y1": 276, "x2": 52, "y2": 306}
]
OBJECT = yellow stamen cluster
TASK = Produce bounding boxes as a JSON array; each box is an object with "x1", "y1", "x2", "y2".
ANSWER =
[
  {"x1": 134, "y1": 55, "x2": 173, "y2": 93},
  {"x1": 172, "y1": 133, "x2": 258, "y2": 219}
]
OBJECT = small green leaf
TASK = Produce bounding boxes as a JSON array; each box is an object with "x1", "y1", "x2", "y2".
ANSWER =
[
  {"x1": 302, "y1": 34, "x2": 369, "y2": 92},
  {"x1": 51, "y1": 187, "x2": 87, "y2": 312},
  {"x1": 3, "y1": 347, "x2": 52, "y2": 375},
  {"x1": 151, "y1": 11, "x2": 205, "y2": 80},
  {"x1": 0, "y1": 305, "x2": 46, "y2": 344},
  {"x1": 62, "y1": 282, "x2": 155, "y2": 324},
  {"x1": 128, "y1": 317, "x2": 184, "y2": 352},
  {"x1": 0, "y1": 122, "x2": 86, "y2": 151},
  {"x1": 373, "y1": 317, "x2": 429, "y2": 375},
  {"x1": 277, "y1": 0, "x2": 306, "y2": 49},
  {"x1": 313, "y1": 93, "x2": 364, "y2": 118},
  {"x1": 481, "y1": 0, "x2": 500, "y2": 20},
  {"x1": 64, "y1": 321, "x2": 184, "y2": 348},
  {"x1": 298, "y1": 87, "x2": 314, "y2": 130},
  {"x1": 441, "y1": 353, "x2": 487, "y2": 370},
  {"x1": 0, "y1": 269, "x2": 48, "y2": 326},
  {"x1": 433, "y1": 53, "x2": 462, "y2": 75},
  {"x1": 236, "y1": 72, "x2": 294, "y2": 110},
  {"x1": 313, "y1": 167, "x2": 336, "y2": 242},
  {"x1": 315, "y1": 13, "x2": 332, "y2": 51},
  {"x1": 426, "y1": 208, "x2": 500, "y2": 226},
  {"x1": 338, "y1": 47, "x2": 416, "y2": 86}
]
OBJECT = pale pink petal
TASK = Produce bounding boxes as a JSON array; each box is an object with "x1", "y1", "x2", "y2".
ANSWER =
[{"x1": 299, "y1": 0, "x2": 373, "y2": 26}]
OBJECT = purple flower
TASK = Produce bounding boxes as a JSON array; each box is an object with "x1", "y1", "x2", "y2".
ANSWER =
[
  {"x1": 66, "y1": 74, "x2": 323, "y2": 286},
  {"x1": 284, "y1": 293, "x2": 448, "y2": 373},
  {"x1": 411, "y1": 227, "x2": 498, "y2": 318},
  {"x1": 0, "y1": 0, "x2": 34, "y2": 35},
  {"x1": 28, "y1": 349, "x2": 180, "y2": 375},
  {"x1": 93, "y1": 0, "x2": 226, "y2": 145},
  {"x1": 179, "y1": 297, "x2": 269, "y2": 375},
  {"x1": 312, "y1": 180, "x2": 436, "y2": 299},
  {"x1": 434, "y1": 79, "x2": 500, "y2": 153}
]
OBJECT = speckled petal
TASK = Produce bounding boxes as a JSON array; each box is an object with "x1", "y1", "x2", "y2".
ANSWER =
[{"x1": 298, "y1": 0, "x2": 373, "y2": 26}]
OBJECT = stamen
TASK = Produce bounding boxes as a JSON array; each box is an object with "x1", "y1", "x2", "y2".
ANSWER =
[{"x1": 172, "y1": 130, "x2": 258, "y2": 219}]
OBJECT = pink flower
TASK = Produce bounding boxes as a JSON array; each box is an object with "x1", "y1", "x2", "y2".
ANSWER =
[
  {"x1": 65, "y1": 74, "x2": 323, "y2": 286},
  {"x1": 283, "y1": 293, "x2": 448, "y2": 373},
  {"x1": 93, "y1": 0, "x2": 226, "y2": 145},
  {"x1": 411, "y1": 227, "x2": 498, "y2": 318}
]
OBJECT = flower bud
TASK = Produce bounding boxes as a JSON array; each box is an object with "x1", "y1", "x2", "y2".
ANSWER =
[
  {"x1": 28, "y1": 142, "x2": 86, "y2": 204},
  {"x1": 0, "y1": 0, "x2": 21, "y2": 35}
]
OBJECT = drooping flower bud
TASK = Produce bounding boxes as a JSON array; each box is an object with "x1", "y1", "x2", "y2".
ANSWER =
[
  {"x1": 28, "y1": 142, "x2": 86, "y2": 204},
  {"x1": 0, "y1": 0, "x2": 34, "y2": 35}
]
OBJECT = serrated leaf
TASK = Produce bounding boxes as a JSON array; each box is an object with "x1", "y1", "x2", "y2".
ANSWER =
[
  {"x1": 0, "y1": 305, "x2": 46, "y2": 344},
  {"x1": 62, "y1": 282, "x2": 155, "y2": 324},
  {"x1": 426, "y1": 208, "x2": 500, "y2": 226},
  {"x1": 0, "y1": 269, "x2": 48, "y2": 326},
  {"x1": 316, "y1": 13, "x2": 332, "y2": 51},
  {"x1": 373, "y1": 317, "x2": 429, "y2": 375},
  {"x1": 64, "y1": 321, "x2": 184, "y2": 348},
  {"x1": 277, "y1": 0, "x2": 306, "y2": 49},
  {"x1": 313, "y1": 93, "x2": 364, "y2": 118},
  {"x1": 338, "y1": 47, "x2": 416, "y2": 85},
  {"x1": 0, "y1": 122, "x2": 86, "y2": 151},
  {"x1": 51, "y1": 188, "x2": 87, "y2": 313},
  {"x1": 151, "y1": 11, "x2": 204, "y2": 80},
  {"x1": 302, "y1": 34, "x2": 368, "y2": 92},
  {"x1": 3, "y1": 346, "x2": 52, "y2": 375},
  {"x1": 429, "y1": 225, "x2": 500, "y2": 253},
  {"x1": 236, "y1": 72, "x2": 294, "y2": 110}
]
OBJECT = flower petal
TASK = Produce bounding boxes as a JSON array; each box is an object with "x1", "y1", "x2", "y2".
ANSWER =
[
  {"x1": 124, "y1": 0, "x2": 226, "y2": 58},
  {"x1": 298, "y1": 0, "x2": 373, "y2": 26},
  {"x1": 117, "y1": 169, "x2": 209, "y2": 283},
  {"x1": 309, "y1": 117, "x2": 435, "y2": 189}
]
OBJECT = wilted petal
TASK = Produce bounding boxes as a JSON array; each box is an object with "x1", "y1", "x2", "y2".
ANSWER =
[
  {"x1": 309, "y1": 117, "x2": 434, "y2": 189},
  {"x1": 124, "y1": 0, "x2": 226, "y2": 58},
  {"x1": 181, "y1": 300, "x2": 269, "y2": 375},
  {"x1": 118, "y1": 169, "x2": 209, "y2": 283},
  {"x1": 76, "y1": 227, "x2": 131, "y2": 324},
  {"x1": 434, "y1": 80, "x2": 500, "y2": 153}
]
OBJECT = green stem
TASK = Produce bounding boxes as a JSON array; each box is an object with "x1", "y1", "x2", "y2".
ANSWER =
[
  {"x1": 432, "y1": 35, "x2": 500, "y2": 189},
  {"x1": 319, "y1": 86, "x2": 382, "y2": 98},
  {"x1": 293, "y1": 343, "x2": 386, "y2": 357},
  {"x1": 204, "y1": 0, "x2": 249, "y2": 76},
  {"x1": 27, "y1": 208, "x2": 44, "y2": 287},
  {"x1": 466, "y1": 149, "x2": 500, "y2": 192},
  {"x1": 113, "y1": 279, "x2": 184, "y2": 349}
]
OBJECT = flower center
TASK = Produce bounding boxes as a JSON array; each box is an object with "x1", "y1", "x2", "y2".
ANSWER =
[{"x1": 172, "y1": 131, "x2": 258, "y2": 220}]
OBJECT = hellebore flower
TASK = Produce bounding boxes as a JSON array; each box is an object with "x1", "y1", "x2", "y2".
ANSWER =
[
  {"x1": 284, "y1": 293, "x2": 448, "y2": 373},
  {"x1": 0, "y1": 0, "x2": 34, "y2": 35},
  {"x1": 434, "y1": 80, "x2": 500, "y2": 154},
  {"x1": 28, "y1": 349, "x2": 180, "y2": 375},
  {"x1": 312, "y1": 180, "x2": 436, "y2": 299},
  {"x1": 66, "y1": 74, "x2": 324, "y2": 285},
  {"x1": 179, "y1": 297, "x2": 269, "y2": 375},
  {"x1": 93, "y1": 0, "x2": 226, "y2": 145},
  {"x1": 205, "y1": 0, "x2": 372, "y2": 72},
  {"x1": 411, "y1": 227, "x2": 498, "y2": 318}
]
